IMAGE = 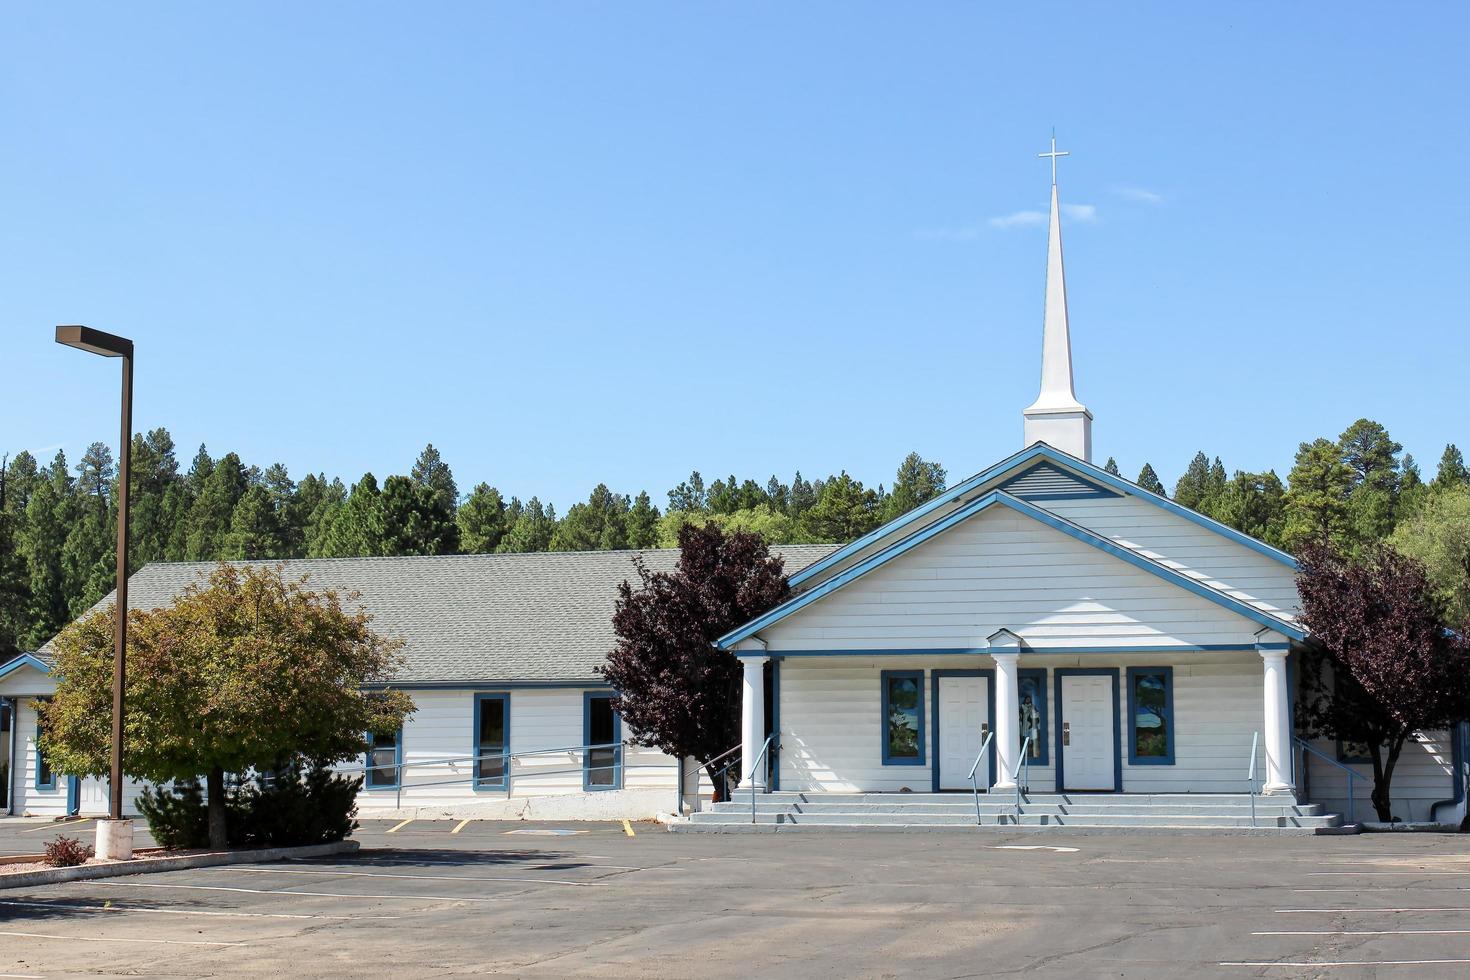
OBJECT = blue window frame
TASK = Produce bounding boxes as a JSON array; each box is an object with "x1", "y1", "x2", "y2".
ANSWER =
[
  {"x1": 880, "y1": 670, "x2": 925, "y2": 766},
  {"x1": 473, "y1": 693, "x2": 510, "y2": 791},
  {"x1": 1018, "y1": 668, "x2": 1049, "y2": 766},
  {"x1": 1127, "y1": 667, "x2": 1175, "y2": 765},
  {"x1": 583, "y1": 692, "x2": 622, "y2": 791},
  {"x1": 364, "y1": 727, "x2": 402, "y2": 790},
  {"x1": 34, "y1": 699, "x2": 56, "y2": 791}
]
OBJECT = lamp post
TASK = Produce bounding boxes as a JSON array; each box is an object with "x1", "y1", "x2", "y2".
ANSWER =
[{"x1": 55, "y1": 326, "x2": 134, "y2": 858}]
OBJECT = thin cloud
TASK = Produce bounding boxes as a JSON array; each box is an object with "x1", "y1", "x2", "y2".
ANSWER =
[
  {"x1": 988, "y1": 210, "x2": 1047, "y2": 229},
  {"x1": 1113, "y1": 186, "x2": 1164, "y2": 205},
  {"x1": 1062, "y1": 203, "x2": 1097, "y2": 222}
]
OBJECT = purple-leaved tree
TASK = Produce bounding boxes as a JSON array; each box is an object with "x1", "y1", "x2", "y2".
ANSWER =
[
  {"x1": 598, "y1": 523, "x2": 789, "y2": 801},
  {"x1": 1295, "y1": 542, "x2": 1470, "y2": 823}
]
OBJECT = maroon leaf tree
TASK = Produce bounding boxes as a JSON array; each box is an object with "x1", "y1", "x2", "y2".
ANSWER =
[
  {"x1": 1295, "y1": 542, "x2": 1470, "y2": 823},
  {"x1": 599, "y1": 522, "x2": 789, "y2": 801}
]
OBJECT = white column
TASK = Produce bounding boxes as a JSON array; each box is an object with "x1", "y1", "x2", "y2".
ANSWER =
[
  {"x1": 992, "y1": 651, "x2": 1020, "y2": 791},
  {"x1": 738, "y1": 656, "x2": 768, "y2": 792},
  {"x1": 1260, "y1": 649, "x2": 1294, "y2": 796}
]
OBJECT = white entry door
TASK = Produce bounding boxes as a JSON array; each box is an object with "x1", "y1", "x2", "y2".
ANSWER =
[
  {"x1": 1060, "y1": 674, "x2": 1116, "y2": 791},
  {"x1": 937, "y1": 675, "x2": 990, "y2": 790},
  {"x1": 77, "y1": 776, "x2": 109, "y2": 815}
]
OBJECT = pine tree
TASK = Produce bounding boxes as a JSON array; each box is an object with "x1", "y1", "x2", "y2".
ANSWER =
[
  {"x1": 1136, "y1": 463, "x2": 1165, "y2": 495},
  {"x1": 1282, "y1": 438, "x2": 1355, "y2": 552},
  {"x1": 1103, "y1": 457, "x2": 1121, "y2": 477},
  {"x1": 551, "y1": 484, "x2": 630, "y2": 552},
  {"x1": 882, "y1": 452, "x2": 947, "y2": 522},
  {"x1": 458, "y1": 483, "x2": 508, "y2": 553},
  {"x1": 20, "y1": 478, "x2": 71, "y2": 647},
  {"x1": 798, "y1": 472, "x2": 880, "y2": 543},
  {"x1": 1213, "y1": 470, "x2": 1287, "y2": 547},
  {"x1": 317, "y1": 474, "x2": 383, "y2": 558},
  {"x1": 222, "y1": 484, "x2": 287, "y2": 559},
  {"x1": 76, "y1": 442, "x2": 115, "y2": 520},
  {"x1": 497, "y1": 498, "x2": 556, "y2": 553},
  {"x1": 301, "y1": 476, "x2": 348, "y2": 558},
  {"x1": 186, "y1": 452, "x2": 248, "y2": 560},
  {"x1": 790, "y1": 471, "x2": 816, "y2": 516},
  {"x1": 129, "y1": 429, "x2": 181, "y2": 567},
  {"x1": 626, "y1": 492, "x2": 660, "y2": 549},
  {"x1": 410, "y1": 444, "x2": 458, "y2": 515},
  {"x1": 667, "y1": 472, "x2": 706, "y2": 512},
  {"x1": 1433, "y1": 444, "x2": 1468, "y2": 489},
  {"x1": 1173, "y1": 451, "x2": 1212, "y2": 509},
  {"x1": 0, "y1": 488, "x2": 31, "y2": 655},
  {"x1": 764, "y1": 476, "x2": 790, "y2": 514},
  {"x1": 379, "y1": 475, "x2": 460, "y2": 556}
]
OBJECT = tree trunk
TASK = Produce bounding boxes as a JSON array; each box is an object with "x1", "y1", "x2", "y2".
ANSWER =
[
  {"x1": 1368, "y1": 735, "x2": 1407, "y2": 823},
  {"x1": 705, "y1": 761, "x2": 728, "y2": 803},
  {"x1": 205, "y1": 766, "x2": 229, "y2": 850}
]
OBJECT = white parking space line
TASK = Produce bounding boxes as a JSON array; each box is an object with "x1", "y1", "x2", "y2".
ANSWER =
[
  {"x1": 1222, "y1": 960, "x2": 1470, "y2": 969},
  {"x1": 1309, "y1": 871, "x2": 1470, "y2": 876},
  {"x1": 1255, "y1": 930, "x2": 1470, "y2": 936},
  {"x1": 210, "y1": 866, "x2": 591, "y2": 886},
  {"x1": 0, "y1": 930, "x2": 243, "y2": 947},
  {"x1": 1294, "y1": 887, "x2": 1470, "y2": 893},
  {"x1": 88, "y1": 880, "x2": 510, "y2": 903},
  {"x1": 1276, "y1": 906, "x2": 1470, "y2": 913},
  {"x1": 0, "y1": 899, "x2": 398, "y2": 921}
]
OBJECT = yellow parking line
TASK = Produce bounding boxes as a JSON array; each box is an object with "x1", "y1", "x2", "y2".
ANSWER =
[
  {"x1": 386, "y1": 819, "x2": 413, "y2": 834},
  {"x1": 450, "y1": 819, "x2": 471, "y2": 835},
  {"x1": 621, "y1": 819, "x2": 635, "y2": 837},
  {"x1": 21, "y1": 817, "x2": 91, "y2": 834}
]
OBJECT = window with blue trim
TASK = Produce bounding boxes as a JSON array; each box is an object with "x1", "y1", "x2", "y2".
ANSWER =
[
  {"x1": 1018, "y1": 669, "x2": 1048, "y2": 765},
  {"x1": 474, "y1": 693, "x2": 510, "y2": 790},
  {"x1": 881, "y1": 671, "x2": 925, "y2": 765},
  {"x1": 1127, "y1": 668, "x2": 1174, "y2": 764},
  {"x1": 34, "y1": 698, "x2": 56, "y2": 791},
  {"x1": 584, "y1": 693, "x2": 622, "y2": 791},
  {"x1": 364, "y1": 727, "x2": 401, "y2": 789}
]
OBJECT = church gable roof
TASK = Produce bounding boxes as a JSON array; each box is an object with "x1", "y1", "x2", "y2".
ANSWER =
[
  {"x1": 716, "y1": 489, "x2": 1305, "y2": 651},
  {"x1": 787, "y1": 444, "x2": 1297, "y2": 595}
]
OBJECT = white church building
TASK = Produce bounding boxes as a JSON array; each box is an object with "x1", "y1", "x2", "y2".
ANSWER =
[{"x1": 3, "y1": 143, "x2": 1463, "y2": 830}]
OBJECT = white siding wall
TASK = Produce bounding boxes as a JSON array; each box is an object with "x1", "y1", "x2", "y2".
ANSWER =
[
  {"x1": 776, "y1": 653, "x2": 1268, "y2": 796},
  {"x1": 764, "y1": 507, "x2": 1269, "y2": 651},
  {"x1": 10, "y1": 698, "x2": 66, "y2": 818},
  {"x1": 1302, "y1": 731, "x2": 1456, "y2": 824},
  {"x1": 1041, "y1": 495, "x2": 1301, "y2": 619},
  {"x1": 352, "y1": 688, "x2": 679, "y2": 819}
]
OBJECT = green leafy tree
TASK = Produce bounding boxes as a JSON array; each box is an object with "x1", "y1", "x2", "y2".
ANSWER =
[
  {"x1": 882, "y1": 452, "x2": 947, "y2": 522},
  {"x1": 41, "y1": 563, "x2": 415, "y2": 848},
  {"x1": 1136, "y1": 463, "x2": 1165, "y2": 495},
  {"x1": 1391, "y1": 484, "x2": 1470, "y2": 626},
  {"x1": 1282, "y1": 438, "x2": 1355, "y2": 552},
  {"x1": 1212, "y1": 470, "x2": 1287, "y2": 547},
  {"x1": 458, "y1": 483, "x2": 508, "y2": 553}
]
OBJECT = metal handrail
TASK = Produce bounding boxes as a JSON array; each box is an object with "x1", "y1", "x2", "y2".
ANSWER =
[
  {"x1": 967, "y1": 731, "x2": 995, "y2": 825},
  {"x1": 1294, "y1": 735, "x2": 1369, "y2": 823},
  {"x1": 677, "y1": 742, "x2": 742, "y2": 809},
  {"x1": 747, "y1": 735, "x2": 776, "y2": 824},
  {"x1": 1247, "y1": 731, "x2": 1259, "y2": 827},
  {"x1": 1013, "y1": 736, "x2": 1033, "y2": 822}
]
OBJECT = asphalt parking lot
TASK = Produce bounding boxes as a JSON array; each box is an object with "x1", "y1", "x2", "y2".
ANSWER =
[{"x1": 2, "y1": 818, "x2": 1469, "y2": 978}]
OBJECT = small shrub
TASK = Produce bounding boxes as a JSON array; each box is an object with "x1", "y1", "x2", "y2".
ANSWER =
[
  {"x1": 44, "y1": 835, "x2": 92, "y2": 867},
  {"x1": 137, "y1": 778, "x2": 210, "y2": 850},
  {"x1": 231, "y1": 759, "x2": 361, "y2": 847}
]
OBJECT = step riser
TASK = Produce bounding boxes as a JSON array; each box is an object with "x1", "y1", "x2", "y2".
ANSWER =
[
  {"x1": 689, "y1": 814, "x2": 1340, "y2": 828},
  {"x1": 728, "y1": 793, "x2": 1302, "y2": 805},
  {"x1": 711, "y1": 804, "x2": 1324, "y2": 817},
  {"x1": 673, "y1": 824, "x2": 1329, "y2": 837}
]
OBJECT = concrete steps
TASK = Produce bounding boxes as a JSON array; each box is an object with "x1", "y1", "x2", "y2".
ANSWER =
[{"x1": 674, "y1": 791, "x2": 1343, "y2": 836}]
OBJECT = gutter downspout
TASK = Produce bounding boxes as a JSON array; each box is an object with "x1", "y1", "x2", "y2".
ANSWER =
[
  {"x1": 1429, "y1": 722, "x2": 1468, "y2": 826},
  {"x1": 3, "y1": 697, "x2": 15, "y2": 816}
]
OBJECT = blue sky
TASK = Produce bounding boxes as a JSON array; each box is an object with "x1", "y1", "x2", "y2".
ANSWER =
[{"x1": 4, "y1": 4, "x2": 1466, "y2": 510}]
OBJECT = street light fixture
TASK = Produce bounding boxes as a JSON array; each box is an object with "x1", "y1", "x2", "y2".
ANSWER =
[{"x1": 55, "y1": 326, "x2": 134, "y2": 856}]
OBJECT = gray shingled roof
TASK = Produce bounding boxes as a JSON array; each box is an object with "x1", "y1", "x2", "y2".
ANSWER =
[{"x1": 41, "y1": 546, "x2": 835, "y2": 685}]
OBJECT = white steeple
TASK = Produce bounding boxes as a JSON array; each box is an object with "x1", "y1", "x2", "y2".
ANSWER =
[{"x1": 1022, "y1": 134, "x2": 1093, "y2": 462}]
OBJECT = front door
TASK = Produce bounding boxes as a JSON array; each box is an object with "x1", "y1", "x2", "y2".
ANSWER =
[
  {"x1": 1060, "y1": 674, "x2": 1116, "y2": 790},
  {"x1": 937, "y1": 675, "x2": 989, "y2": 789}
]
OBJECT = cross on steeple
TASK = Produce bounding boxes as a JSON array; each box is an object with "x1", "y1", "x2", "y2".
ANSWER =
[{"x1": 1038, "y1": 132, "x2": 1069, "y2": 186}]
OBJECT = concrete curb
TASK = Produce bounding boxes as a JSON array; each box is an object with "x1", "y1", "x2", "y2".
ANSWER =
[{"x1": 0, "y1": 839, "x2": 360, "y2": 890}]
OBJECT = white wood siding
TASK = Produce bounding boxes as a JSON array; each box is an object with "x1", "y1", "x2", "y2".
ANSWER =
[
  {"x1": 1040, "y1": 495, "x2": 1300, "y2": 619},
  {"x1": 775, "y1": 653, "x2": 1268, "y2": 795},
  {"x1": 1302, "y1": 731, "x2": 1455, "y2": 824},
  {"x1": 764, "y1": 507, "x2": 1269, "y2": 651},
  {"x1": 10, "y1": 698, "x2": 65, "y2": 817}
]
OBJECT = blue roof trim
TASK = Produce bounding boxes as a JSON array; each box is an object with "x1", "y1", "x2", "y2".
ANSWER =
[
  {"x1": 0, "y1": 653, "x2": 51, "y2": 680},
  {"x1": 716, "y1": 489, "x2": 1304, "y2": 650},
  {"x1": 787, "y1": 444, "x2": 1296, "y2": 591},
  {"x1": 737, "y1": 643, "x2": 1289, "y2": 658}
]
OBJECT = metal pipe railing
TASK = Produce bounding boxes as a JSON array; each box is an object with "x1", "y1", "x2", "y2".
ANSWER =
[
  {"x1": 967, "y1": 731, "x2": 995, "y2": 825},
  {"x1": 748, "y1": 735, "x2": 775, "y2": 824},
  {"x1": 1247, "y1": 730, "x2": 1259, "y2": 827},
  {"x1": 1294, "y1": 735, "x2": 1370, "y2": 823},
  {"x1": 1013, "y1": 736, "x2": 1033, "y2": 822}
]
